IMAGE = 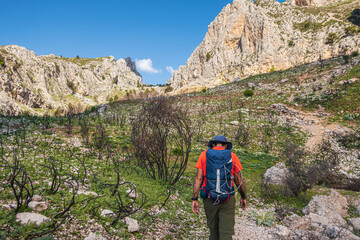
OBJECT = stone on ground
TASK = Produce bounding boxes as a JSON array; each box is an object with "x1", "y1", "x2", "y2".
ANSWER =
[
  {"x1": 28, "y1": 201, "x2": 48, "y2": 211},
  {"x1": 126, "y1": 189, "x2": 138, "y2": 198},
  {"x1": 125, "y1": 217, "x2": 139, "y2": 232},
  {"x1": 100, "y1": 209, "x2": 116, "y2": 218},
  {"x1": 16, "y1": 212, "x2": 51, "y2": 225},
  {"x1": 31, "y1": 195, "x2": 43, "y2": 202},
  {"x1": 230, "y1": 121, "x2": 239, "y2": 126},
  {"x1": 84, "y1": 232, "x2": 106, "y2": 240}
]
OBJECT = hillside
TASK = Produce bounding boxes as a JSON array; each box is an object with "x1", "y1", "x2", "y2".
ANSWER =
[
  {"x1": 0, "y1": 52, "x2": 359, "y2": 239},
  {"x1": 167, "y1": 0, "x2": 360, "y2": 93},
  {"x1": 0, "y1": 45, "x2": 142, "y2": 115}
]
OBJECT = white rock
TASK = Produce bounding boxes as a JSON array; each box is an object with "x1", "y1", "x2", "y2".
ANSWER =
[
  {"x1": 229, "y1": 121, "x2": 240, "y2": 126},
  {"x1": 31, "y1": 195, "x2": 43, "y2": 202},
  {"x1": 28, "y1": 201, "x2": 48, "y2": 211},
  {"x1": 280, "y1": 79, "x2": 289, "y2": 84},
  {"x1": 100, "y1": 209, "x2": 116, "y2": 218},
  {"x1": 126, "y1": 189, "x2": 138, "y2": 198},
  {"x1": 78, "y1": 190, "x2": 98, "y2": 196},
  {"x1": 263, "y1": 162, "x2": 289, "y2": 186},
  {"x1": 2, "y1": 204, "x2": 16, "y2": 210},
  {"x1": 16, "y1": 212, "x2": 51, "y2": 225},
  {"x1": 84, "y1": 232, "x2": 106, "y2": 240},
  {"x1": 348, "y1": 78, "x2": 357, "y2": 84},
  {"x1": 248, "y1": 83, "x2": 256, "y2": 88},
  {"x1": 125, "y1": 217, "x2": 139, "y2": 232},
  {"x1": 70, "y1": 138, "x2": 82, "y2": 148}
]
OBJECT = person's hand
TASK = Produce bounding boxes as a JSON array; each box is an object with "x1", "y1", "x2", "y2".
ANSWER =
[
  {"x1": 240, "y1": 198, "x2": 247, "y2": 210},
  {"x1": 192, "y1": 200, "x2": 200, "y2": 215}
]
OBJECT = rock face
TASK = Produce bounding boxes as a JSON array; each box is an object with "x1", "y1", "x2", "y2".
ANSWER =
[
  {"x1": 0, "y1": 45, "x2": 142, "y2": 115},
  {"x1": 288, "y1": 0, "x2": 343, "y2": 7},
  {"x1": 167, "y1": 0, "x2": 360, "y2": 93}
]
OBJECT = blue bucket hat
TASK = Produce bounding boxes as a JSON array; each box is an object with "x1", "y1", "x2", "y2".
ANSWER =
[{"x1": 208, "y1": 135, "x2": 233, "y2": 150}]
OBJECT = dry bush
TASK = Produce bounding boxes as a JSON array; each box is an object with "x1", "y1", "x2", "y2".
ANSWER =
[
  {"x1": 282, "y1": 138, "x2": 341, "y2": 200},
  {"x1": 131, "y1": 98, "x2": 192, "y2": 185}
]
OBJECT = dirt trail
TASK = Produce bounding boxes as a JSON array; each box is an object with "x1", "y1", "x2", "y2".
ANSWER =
[
  {"x1": 295, "y1": 110, "x2": 341, "y2": 151},
  {"x1": 273, "y1": 104, "x2": 347, "y2": 151}
]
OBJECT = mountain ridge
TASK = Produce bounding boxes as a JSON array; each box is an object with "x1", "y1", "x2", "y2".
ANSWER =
[
  {"x1": 0, "y1": 45, "x2": 142, "y2": 115},
  {"x1": 167, "y1": 0, "x2": 360, "y2": 93}
]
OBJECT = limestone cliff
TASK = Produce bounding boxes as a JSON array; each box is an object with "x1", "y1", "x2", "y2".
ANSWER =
[
  {"x1": 0, "y1": 45, "x2": 142, "y2": 115},
  {"x1": 167, "y1": 0, "x2": 360, "y2": 93}
]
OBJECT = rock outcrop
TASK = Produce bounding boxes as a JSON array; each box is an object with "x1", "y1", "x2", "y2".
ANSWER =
[
  {"x1": 0, "y1": 45, "x2": 142, "y2": 115},
  {"x1": 167, "y1": 0, "x2": 360, "y2": 93},
  {"x1": 277, "y1": 190, "x2": 360, "y2": 240}
]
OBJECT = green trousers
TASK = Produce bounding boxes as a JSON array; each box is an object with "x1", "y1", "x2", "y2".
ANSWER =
[{"x1": 203, "y1": 195, "x2": 235, "y2": 240}]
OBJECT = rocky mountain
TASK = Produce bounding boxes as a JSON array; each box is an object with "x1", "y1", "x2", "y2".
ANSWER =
[
  {"x1": 167, "y1": 0, "x2": 360, "y2": 93},
  {"x1": 0, "y1": 45, "x2": 142, "y2": 115}
]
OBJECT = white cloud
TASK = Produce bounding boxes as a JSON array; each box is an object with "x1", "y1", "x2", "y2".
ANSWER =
[
  {"x1": 166, "y1": 66, "x2": 175, "y2": 75},
  {"x1": 135, "y1": 59, "x2": 161, "y2": 73}
]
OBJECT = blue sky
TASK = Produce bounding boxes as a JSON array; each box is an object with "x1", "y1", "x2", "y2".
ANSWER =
[{"x1": 1, "y1": 0, "x2": 285, "y2": 85}]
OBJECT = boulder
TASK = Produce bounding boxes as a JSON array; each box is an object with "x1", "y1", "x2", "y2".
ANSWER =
[
  {"x1": 16, "y1": 212, "x2": 51, "y2": 225},
  {"x1": 263, "y1": 162, "x2": 289, "y2": 186},
  {"x1": 349, "y1": 218, "x2": 360, "y2": 231},
  {"x1": 84, "y1": 232, "x2": 106, "y2": 240},
  {"x1": 303, "y1": 190, "x2": 348, "y2": 226},
  {"x1": 125, "y1": 217, "x2": 139, "y2": 232},
  {"x1": 100, "y1": 209, "x2": 116, "y2": 218},
  {"x1": 28, "y1": 201, "x2": 48, "y2": 211}
]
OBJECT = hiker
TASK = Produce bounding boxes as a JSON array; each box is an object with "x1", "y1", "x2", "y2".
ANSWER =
[{"x1": 192, "y1": 135, "x2": 247, "y2": 240}]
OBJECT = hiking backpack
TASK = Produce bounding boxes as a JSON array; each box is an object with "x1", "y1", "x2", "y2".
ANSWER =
[{"x1": 200, "y1": 148, "x2": 235, "y2": 204}]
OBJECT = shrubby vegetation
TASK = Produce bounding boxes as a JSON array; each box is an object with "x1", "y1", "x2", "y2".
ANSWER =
[{"x1": 243, "y1": 89, "x2": 254, "y2": 97}]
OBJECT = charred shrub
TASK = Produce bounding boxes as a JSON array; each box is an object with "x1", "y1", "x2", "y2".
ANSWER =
[
  {"x1": 131, "y1": 98, "x2": 192, "y2": 185},
  {"x1": 282, "y1": 139, "x2": 340, "y2": 201}
]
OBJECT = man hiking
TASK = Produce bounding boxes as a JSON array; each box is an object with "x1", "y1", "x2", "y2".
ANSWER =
[{"x1": 192, "y1": 135, "x2": 247, "y2": 240}]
